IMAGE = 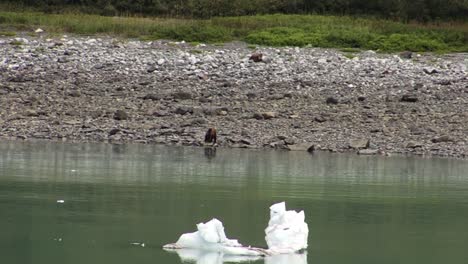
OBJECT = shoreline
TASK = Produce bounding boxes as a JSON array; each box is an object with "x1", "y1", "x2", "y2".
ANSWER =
[
  {"x1": 1, "y1": 137, "x2": 467, "y2": 161},
  {"x1": 1, "y1": 34, "x2": 467, "y2": 159}
]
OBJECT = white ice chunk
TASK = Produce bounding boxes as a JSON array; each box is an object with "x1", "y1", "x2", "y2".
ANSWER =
[
  {"x1": 164, "y1": 218, "x2": 263, "y2": 256},
  {"x1": 265, "y1": 202, "x2": 309, "y2": 254},
  {"x1": 131, "y1": 242, "x2": 145, "y2": 247},
  {"x1": 57, "y1": 200, "x2": 65, "y2": 203}
]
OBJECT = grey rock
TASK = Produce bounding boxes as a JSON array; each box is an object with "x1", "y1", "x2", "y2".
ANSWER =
[
  {"x1": 24, "y1": 109, "x2": 39, "y2": 117},
  {"x1": 358, "y1": 149, "x2": 379, "y2": 155},
  {"x1": 172, "y1": 91, "x2": 193, "y2": 100},
  {"x1": 399, "y1": 51, "x2": 413, "y2": 59},
  {"x1": 401, "y1": 94, "x2": 418, "y2": 103},
  {"x1": 349, "y1": 139, "x2": 370, "y2": 149},
  {"x1": 190, "y1": 118, "x2": 207, "y2": 125},
  {"x1": 423, "y1": 68, "x2": 439, "y2": 74},
  {"x1": 147, "y1": 65, "x2": 157, "y2": 73},
  {"x1": 68, "y1": 90, "x2": 81, "y2": 97},
  {"x1": 109, "y1": 128, "x2": 120, "y2": 135},
  {"x1": 286, "y1": 143, "x2": 315, "y2": 152},
  {"x1": 326, "y1": 97, "x2": 339, "y2": 105},
  {"x1": 199, "y1": 97, "x2": 212, "y2": 103},
  {"x1": 314, "y1": 115, "x2": 327, "y2": 123},
  {"x1": 57, "y1": 57, "x2": 68, "y2": 63},
  {"x1": 114, "y1": 110, "x2": 128, "y2": 120},
  {"x1": 253, "y1": 113, "x2": 264, "y2": 120},
  {"x1": 239, "y1": 139, "x2": 252, "y2": 145},
  {"x1": 153, "y1": 110, "x2": 169, "y2": 117},
  {"x1": 174, "y1": 106, "x2": 193, "y2": 115},
  {"x1": 431, "y1": 136, "x2": 453, "y2": 143},
  {"x1": 406, "y1": 141, "x2": 424, "y2": 148},
  {"x1": 143, "y1": 94, "x2": 162, "y2": 101},
  {"x1": 262, "y1": 112, "x2": 278, "y2": 119},
  {"x1": 203, "y1": 107, "x2": 225, "y2": 116}
]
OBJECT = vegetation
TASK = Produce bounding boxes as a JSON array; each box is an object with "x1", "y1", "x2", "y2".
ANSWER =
[
  {"x1": 0, "y1": 11, "x2": 466, "y2": 52},
  {"x1": 3, "y1": 0, "x2": 467, "y2": 22}
]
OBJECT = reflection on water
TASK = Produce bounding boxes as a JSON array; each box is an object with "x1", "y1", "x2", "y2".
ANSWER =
[
  {"x1": 166, "y1": 249, "x2": 306, "y2": 264},
  {"x1": 1, "y1": 141, "x2": 468, "y2": 264},
  {"x1": 165, "y1": 249, "x2": 262, "y2": 264},
  {"x1": 204, "y1": 147, "x2": 217, "y2": 160}
]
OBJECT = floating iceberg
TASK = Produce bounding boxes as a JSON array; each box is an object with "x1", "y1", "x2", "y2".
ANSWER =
[
  {"x1": 163, "y1": 218, "x2": 266, "y2": 256},
  {"x1": 265, "y1": 202, "x2": 309, "y2": 254},
  {"x1": 163, "y1": 202, "x2": 308, "y2": 256}
]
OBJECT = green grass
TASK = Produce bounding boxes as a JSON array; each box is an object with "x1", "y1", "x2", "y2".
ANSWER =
[
  {"x1": 343, "y1": 53, "x2": 357, "y2": 59},
  {"x1": 0, "y1": 31, "x2": 16, "y2": 36},
  {"x1": 0, "y1": 12, "x2": 466, "y2": 52}
]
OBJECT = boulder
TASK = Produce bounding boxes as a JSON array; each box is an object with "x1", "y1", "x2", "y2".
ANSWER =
[
  {"x1": 286, "y1": 143, "x2": 315, "y2": 153},
  {"x1": 143, "y1": 94, "x2": 162, "y2": 101},
  {"x1": 174, "y1": 106, "x2": 193, "y2": 115},
  {"x1": 68, "y1": 90, "x2": 81, "y2": 97},
  {"x1": 358, "y1": 149, "x2": 379, "y2": 155},
  {"x1": 326, "y1": 97, "x2": 339, "y2": 105},
  {"x1": 147, "y1": 66, "x2": 157, "y2": 73},
  {"x1": 109, "y1": 128, "x2": 120, "y2": 136},
  {"x1": 349, "y1": 139, "x2": 370, "y2": 149},
  {"x1": 253, "y1": 113, "x2": 264, "y2": 120},
  {"x1": 431, "y1": 136, "x2": 453, "y2": 143},
  {"x1": 401, "y1": 94, "x2": 418, "y2": 103},
  {"x1": 399, "y1": 51, "x2": 413, "y2": 59},
  {"x1": 314, "y1": 115, "x2": 327, "y2": 123},
  {"x1": 406, "y1": 141, "x2": 424, "y2": 148},
  {"x1": 114, "y1": 110, "x2": 128, "y2": 120},
  {"x1": 172, "y1": 91, "x2": 193, "y2": 100},
  {"x1": 262, "y1": 112, "x2": 278, "y2": 119},
  {"x1": 423, "y1": 68, "x2": 438, "y2": 75}
]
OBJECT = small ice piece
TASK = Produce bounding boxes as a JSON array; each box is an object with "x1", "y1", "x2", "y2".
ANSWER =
[
  {"x1": 70, "y1": 169, "x2": 77, "y2": 172},
  {"x1": 57, "y1": 200, "x2": 65, "y2": 203},
  {"x1": 131, "y1": 242, "x2": 145, "y2": 247},
  {"x1": 35, "y1": 28, "x2": 44, "y2": 33},
  {"x1": 54, "y1": 238, "x2": 63, "y2": 242}
]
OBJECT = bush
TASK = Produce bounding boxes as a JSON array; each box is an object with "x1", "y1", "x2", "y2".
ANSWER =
[
  {"x1": 152, "y1": 24, "x2": 233, "y2": 43},
  {"x1": 369, "y1": 33, "x2": 448, "y2": 52}
]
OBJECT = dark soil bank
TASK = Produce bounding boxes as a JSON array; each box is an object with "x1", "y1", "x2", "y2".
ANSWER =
[{"x1": 1, "y1": 35, "x2": 467, "y2": 158}]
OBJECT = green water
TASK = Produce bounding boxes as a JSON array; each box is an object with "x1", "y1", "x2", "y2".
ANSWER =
[{"x1": 1, "y1": 141, "x2": 467, "y2": 264}]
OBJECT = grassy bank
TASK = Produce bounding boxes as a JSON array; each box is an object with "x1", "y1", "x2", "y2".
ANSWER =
[{"x1": 0, "y1": 11, "x2": 467, "y2": 52}]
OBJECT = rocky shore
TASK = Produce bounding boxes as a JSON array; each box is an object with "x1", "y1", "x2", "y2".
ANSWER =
[{"x1": 1, "y1": 34, "x2": 467, "y2": 158}]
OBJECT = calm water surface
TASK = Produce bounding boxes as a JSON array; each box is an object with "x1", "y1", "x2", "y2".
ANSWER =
[{"x1": 1, "y1": 141, "x2": 468, "y2": 264}]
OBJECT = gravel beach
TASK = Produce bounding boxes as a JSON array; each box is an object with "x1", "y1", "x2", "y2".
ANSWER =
[{"x1": 1, "y1": 34, "x2": 467, "y2": 158}]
